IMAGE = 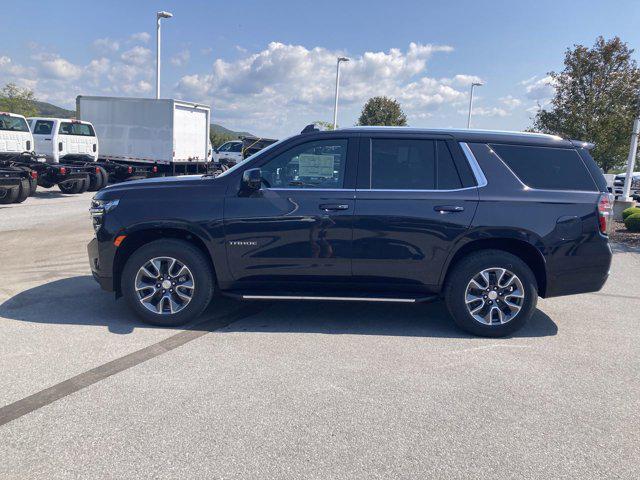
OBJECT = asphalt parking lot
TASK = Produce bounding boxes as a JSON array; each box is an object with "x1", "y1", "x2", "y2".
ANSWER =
[{"x1": 0, "y1": 190, "x2": 638, "y2": 479}]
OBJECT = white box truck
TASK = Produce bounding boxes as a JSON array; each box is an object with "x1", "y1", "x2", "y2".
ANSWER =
[{"x1": 76, "y1": 96, "x2": 212, "y2": 179}]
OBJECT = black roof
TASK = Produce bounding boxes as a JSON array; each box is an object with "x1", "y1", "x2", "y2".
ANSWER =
[{"x1": 316, "y1": 127, "x2": 575, "y2": 148}]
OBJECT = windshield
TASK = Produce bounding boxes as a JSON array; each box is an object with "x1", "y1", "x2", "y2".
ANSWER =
[
  {"x1": 215, "y1": 138, "x2": 287, "y2": 178},
  {"x1": 0, "y1": 115, "x2": 29, "y2": 132},
  {"x1": 59, "y1": 122, "x2": 95, "y2": 136}
]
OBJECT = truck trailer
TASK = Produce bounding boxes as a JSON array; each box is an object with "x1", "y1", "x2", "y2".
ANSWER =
[{"x1": 76, "y1": 96, "x2": 212, "y2": 177}]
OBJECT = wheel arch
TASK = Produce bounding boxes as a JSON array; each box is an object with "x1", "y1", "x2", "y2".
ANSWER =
[
  {"x1": 441, "y1": 236, "x2": 548, "y2": 297},
  {"x1": 112, "y1": 226, "x2": 217, "y2": 297}
]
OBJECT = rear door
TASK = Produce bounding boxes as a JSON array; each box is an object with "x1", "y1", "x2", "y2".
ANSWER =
[
  {"x1": 173, "y1": 104, "x2": 208, "y2": 161},
  {"x1": 32, "y1": 120, "x2": 55, "y2": 157},
  {"x1": 352, "y1": 134, "x2": 479, "y2": 288}
]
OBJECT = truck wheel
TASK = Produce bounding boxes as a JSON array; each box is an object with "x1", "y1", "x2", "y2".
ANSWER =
[
  {"x1": 99, "y1": 167, "x2": 109, "y2": 187},
  {"x1": 0, "y1": 186, "x2": 19, "y2": 204},
  {"x1": 121, "y1": 239, "x2": 214, "y2": 326},
  {"x1": 14, "y1": 178, "x2": 30, "y2": 203},
  {"x1": 88, "y1": 168, "x2": 107, "y2": 191},
  {"x1": 28, "y1": 177, "x2": 37, "y2": 196},
  {"x1": 38, "y1": 178, "x2": 55, "y2": 188},
  {"x1": 76, "y1": 177, "x2": 90, "y2": 193},
  {"x1": 58, "y1": 181, "x2": 77, "y2": 194},
  {"x1": 444, "y1": 249, "x2": 538, "y2": 337}
]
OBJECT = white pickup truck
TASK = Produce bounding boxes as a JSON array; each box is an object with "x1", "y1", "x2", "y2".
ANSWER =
[
  {"x1": 28, "y1": 117, "x2": 98, "y2": 163},
  {"x1": 0, "y1": 112, "x2": 33, "y2": 154}
]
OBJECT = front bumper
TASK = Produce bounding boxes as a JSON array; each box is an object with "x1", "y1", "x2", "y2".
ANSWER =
[{"x1": 88, "y1": 237, "x2": 114, "y2": 291}]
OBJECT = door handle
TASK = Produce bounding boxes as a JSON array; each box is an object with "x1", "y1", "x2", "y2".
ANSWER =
[
  {"x1": 319, "y1": 203, "x2": 350, "y2": 211},
  {"x1": 434, "y1": 205, "x2": 464, "y2": 213}
]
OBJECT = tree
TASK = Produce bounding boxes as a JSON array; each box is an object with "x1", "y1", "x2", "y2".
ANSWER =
[
  {"x1": 357, "y1": 96, "x2": 407, "y2": 126},
  {"x1": 0, "y1": 83, "x2": 37, "y2": 117},
  {"x1": 532, "y1": 36, "x2": 640, "y2": 172},
  {"x1": 210, "y1": 131, "x2": 237, "y2": 148},
  {"x1": 312, "y1": 120, "x2": 335, "y2": 130}
]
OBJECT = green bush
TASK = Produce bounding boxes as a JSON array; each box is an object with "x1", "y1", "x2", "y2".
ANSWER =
[
  {"x1": 624, "y1": 212, "x2": 640, "y2": 232},
  {"x1": 622, "y1": 207, "x2": 640, "y2": 220}
]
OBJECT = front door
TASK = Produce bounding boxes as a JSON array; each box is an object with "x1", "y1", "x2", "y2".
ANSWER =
[
  {"x1": 224, "y1": 136, "x2": 357, "y2": 286},
  {"x1": 352, "y1": 135, "x2": 479, "y2": 289}
]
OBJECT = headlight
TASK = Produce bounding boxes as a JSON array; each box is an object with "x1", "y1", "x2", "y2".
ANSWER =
[{"x1": 90, "y1": 199, "x2": 119, "y2": 232}]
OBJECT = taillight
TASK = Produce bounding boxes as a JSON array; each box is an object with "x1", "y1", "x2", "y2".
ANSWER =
[
  {"x1": 58, "y1": 142, "x2": 63, "y2": 152},
  {"x1": 59, "y1": 167, "x2": 67, "y2": 175},
  {"x1": 127, "y1": 166, "x2": 133, "y2": 174},
  {"x1": 26, "y1": 140, "x2": 31, "y2": 150},
  {"x1": 93, "y1": 144, "x2": 97, "y2": 152},
  {"x1": 152, "y1": 166, "x2": 158, "y2": 173},
  {"x1": 30, "y1": 170, "x2": 38, "y2": 179},
  {"x1": 95, "y1": 167, "x2": 100, "y2": 174},
  {"x1": 597, "y1": 193, "x2": 613, "y2": 235}
]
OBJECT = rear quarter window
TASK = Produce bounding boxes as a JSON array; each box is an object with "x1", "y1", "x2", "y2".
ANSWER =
[{"x1": 490, "y1": 144, "x2": 597, "y2": 191}]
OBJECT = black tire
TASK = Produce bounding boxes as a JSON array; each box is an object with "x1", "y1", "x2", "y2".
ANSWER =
[
  {"x1": 38, "y1": 178, "x2": 55, "y2": 188},
  {"x1": 0, "y1": 186, "x2": 19, "y2": 204},
  {"x1": 121, "y1": 239, "x2": 214, "y2": 326},
  {"x1": 28, "y1": 176, "x2": 37, "y2": 195},
  {"x1": 14, "y1": 178, "x2": 30, "y2": 203},
  {"x1": 444, "y1": 249, "x2": 538, "y2": 337},
  {"x1": 98, "y1": 166, "x2": 109, "y2": 188},
  {"x1": 88, "y1": 167, "x2": 107, "y2": 191},
  {"x1": 76, "y1": 177, "x2": 90, "y2": 193},
  {"x1": 58, "y1": 181, "x2": 77, "y2": 194}
]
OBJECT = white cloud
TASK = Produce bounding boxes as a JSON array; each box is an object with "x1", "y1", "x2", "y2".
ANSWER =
[
  {"x1": 521, "y1": 75, "x2": 555, "y2": 100},
  {"x1": 446, "y1": 74, "x2": 483, "y2": 87},
  {"x1": 472, "y1": 106, "x2": 509, "y2": 117},
  {"x1": 130, "y1": 32, "x2": 151, "y2": 44},
  {"x1": 120, "y1": 46, "x2": 152, "y2": 66},
  {"x1": 170, "y1": 49, "x2": 191, "y2": 67},
  {"x1": 35, "y1": 54, "x2": 83, "y2": 80},
  {"x1": 500, "y1": 95, "x2": 522, "y2": 109},
  {"x1": 93, "y1": 37, "x2": 119, "y2": 53},
  {"x1": 175, "y1": 41, "x2": 467, "y2": 134}
]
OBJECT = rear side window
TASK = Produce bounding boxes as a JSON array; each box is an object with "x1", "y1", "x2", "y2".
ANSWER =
[
  {"x1": 59, "y1": 122, "x2": 95, "y2": 136},
  {"x1": 0, "y1": 115, "x2": 29, "y2": 132},
  {"x1": 33, "y1": 120, "x2": 54, "y2": 135},
  {"x1": 370, "y1": 139, "x2": 463, "y2": 190},
  {"x1": 490, "y1": 144, "x2": 597, "y2": 191}
]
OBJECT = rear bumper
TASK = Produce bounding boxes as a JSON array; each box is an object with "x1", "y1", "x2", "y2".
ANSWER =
[{"x1": 544, "y1": 241, "x2": 612, "y2": 298}]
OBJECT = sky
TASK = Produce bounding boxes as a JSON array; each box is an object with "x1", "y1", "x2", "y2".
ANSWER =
[{"x1": 1, "y1": 0, "x2": 639, "y2": 138}]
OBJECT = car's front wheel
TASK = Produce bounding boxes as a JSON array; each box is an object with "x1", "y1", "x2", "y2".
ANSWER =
[
  {"x1": 121, "y1": 239, "x2": 214, "y2": 326},
  {"x1": 444, "y1": 249, "x2": 538, "y2": 337}
]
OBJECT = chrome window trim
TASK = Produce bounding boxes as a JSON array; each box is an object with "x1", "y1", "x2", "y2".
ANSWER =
[
  {"x1": 459, "y1": 142, "x2": 488, "y2": 187},
  {"x1": 355, "y1": 187, "x2": 478, "y2": 193},
  {"x1": 267, "y1": 188, "x2": 355, "y2": 192}
]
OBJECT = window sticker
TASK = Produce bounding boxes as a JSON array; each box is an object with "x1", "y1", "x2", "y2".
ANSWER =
[{"x1": 297, "y1": 154, "x2": 335, "y2": 178}]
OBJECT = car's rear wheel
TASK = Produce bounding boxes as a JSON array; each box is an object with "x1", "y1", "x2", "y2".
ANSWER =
[
  {"x1": 88, "y1": 167, "x2": 107, "y2": 191},
  {"x1": 444, "y1": 250, "x2": 538, "y2": 337},
  {"x1": 121, "y1": 239, "x2": 214, "y2": 326}
]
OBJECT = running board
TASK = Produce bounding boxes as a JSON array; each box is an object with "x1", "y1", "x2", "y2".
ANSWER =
[{"x1": 226, "y1": 293, "x2": 438, "y2": 303}]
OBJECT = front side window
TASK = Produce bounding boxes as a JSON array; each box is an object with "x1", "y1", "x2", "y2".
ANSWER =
[
  {"x1": 490, "y1": 144, "x2": 597, "y2": 191},
  {"x1": 260, "y1": 139, "x2": 348, "y2": 189},
  {"x1": 218, "y1": 142, "x2": 232, "y2": 152},
  {"x1": 58, "y1": 122, "x2": 95, "y2": 136},
  {"x1": 229, "y1": 142, "x2": 243, "y2": 153},
  {"x1": 34, "y1": 120, "x2": 54, "y2": 135},
  {"x1": 0, "y1": 115, "x2": 29, "y2": 132}
]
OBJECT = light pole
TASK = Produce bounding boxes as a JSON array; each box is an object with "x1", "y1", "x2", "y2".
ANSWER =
[
  {"x1": 333, "y1": 56, "x2": 349, "y2": 129},
  {"x1": 466, "y1": 81, "x2": 483, "y2": 129},
  {"x1": 156, "y1": 10, "x2": 173, "y2": 99}
]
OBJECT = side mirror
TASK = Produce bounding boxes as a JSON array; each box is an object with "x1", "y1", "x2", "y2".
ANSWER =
[{"x1": 242, "y1": 168, "x2": 262, "y2": 191}]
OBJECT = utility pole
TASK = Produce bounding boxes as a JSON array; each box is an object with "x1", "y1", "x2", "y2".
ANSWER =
[
  {"x1": 333, "y1": 57, "x2": 349, "y2": 129},
  {"x1": 156, "y1": 11, "x2": 173, "y2": 99},
  {"x1": 466, "y1": 82, "x2": 483, "y2": 129}
]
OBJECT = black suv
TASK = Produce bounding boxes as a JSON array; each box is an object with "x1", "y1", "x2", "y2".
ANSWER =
[{"x1": 88, "y1": 127, "x2": 612, "y2": 336}]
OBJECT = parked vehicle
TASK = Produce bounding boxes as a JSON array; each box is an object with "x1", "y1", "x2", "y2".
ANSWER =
[
  {"x1": 88, "y1": 126, "x2": 612, "y2": 337},
  {"x1": 212, "y1": 140, "x2": 243, "y2": 169},
  {"x1": 28, "y1": 117, "x2": 107, "y2": 192},
  {"x1": 610, "y1": 172, "x2": 640, "y2": 200},
  {"x1": 0, "y1": 112, "x2": 33, "y2": 154},
  {"x1": 241, "y1": 136, "x2": 278, "y2": 159},
  {"x1": 76, "y1": 96, "x2": 211, "y2": 178}
]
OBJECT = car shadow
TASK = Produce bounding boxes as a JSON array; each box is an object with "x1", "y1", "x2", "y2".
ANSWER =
[
  {"x1": 32, "y1": 190, "x2": 72, "y2": 199},
  {"x1": 0, "y1": 275, "x2": 558, "y2": 338}
]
